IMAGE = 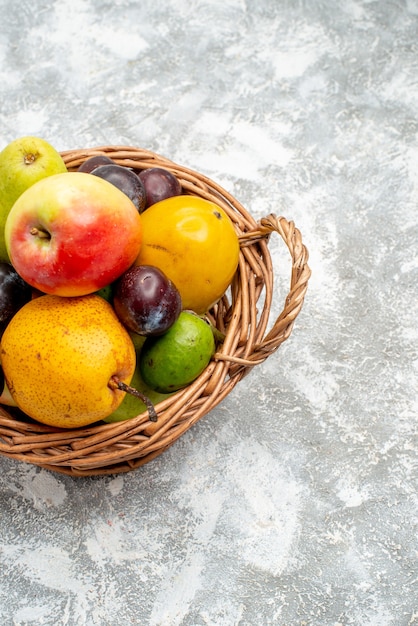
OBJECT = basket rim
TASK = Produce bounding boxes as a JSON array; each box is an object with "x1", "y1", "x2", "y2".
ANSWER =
[{"x1": 0, "y1": 145, "x2": 311, "y2": 476}]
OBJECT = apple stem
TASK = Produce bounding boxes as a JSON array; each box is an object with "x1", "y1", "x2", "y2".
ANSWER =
[
  {"x1": 30, "y1": 226, "x2": 50, "y2": 240},
  {"x1": 109, "y1": 376, "x2": 158, "y2": 422},
  {"x1": 24, "y1": 153, "x2": 37, "y2": 165}
]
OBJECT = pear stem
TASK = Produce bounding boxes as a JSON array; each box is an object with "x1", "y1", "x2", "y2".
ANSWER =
[{"x1": 109, "y1": 376, "x2": 158, "y2": 422}]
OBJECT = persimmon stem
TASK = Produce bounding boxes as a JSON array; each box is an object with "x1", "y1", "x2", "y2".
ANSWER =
[{"x1": 109, "y1": 376, "x2": 158, "y2": 422}]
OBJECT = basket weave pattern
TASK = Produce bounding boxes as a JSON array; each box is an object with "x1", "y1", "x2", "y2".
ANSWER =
[{"x1": 0, "y1": 146, "x2": 311, "y2": 476}]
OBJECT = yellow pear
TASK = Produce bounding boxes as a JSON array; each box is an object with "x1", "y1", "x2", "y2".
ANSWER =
[{"x1": 0, "y1": 294, "x2": 136, "y2": 428}]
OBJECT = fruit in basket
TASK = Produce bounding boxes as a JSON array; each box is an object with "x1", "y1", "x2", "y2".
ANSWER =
[
  {"x1": 135, "y1": 196, "x2": 240, "y2": 313},
  {"x1": 92, "y1": 163, "x2": 146, "y2": 212},
  {"x1": 0, "y1": 383, "x2": 16, "y2": 407},
  {"x1": 104, "y1": 363, "x2": 172, "y2": 423},
  {"x1": 0, "y1": 294, "x2": 138, "y2": 428},
  {"x1": 5, "y1": 172, "x2": 143, "y2": 297},
  {"x1": 129, "y1": 331, "x2": 147, "y2": 352},
  {"x1": 0, "y1": 262, "x2": 32, "y2": 337},
  {"x1": 77, "y1": 154, "x2": 115, "y2": 173},
  {"x1": 0, "y1": 136, "x2": 67, "y2": 262},
  {"x1": 138, "y1": 167, "x2": 181, "y2": 207},
  {"x1": 95, "y1": 282, "x2": 114, "y2": 302},
  {"x1": 140, "y1": 310, "x2": 216, "y2": 393},
  {"x1": 0, "y1": 365, "x2": 17, "y2": 407},
  {"x1": 113, "y1": 265, "x2": 182, "y2": 336}
]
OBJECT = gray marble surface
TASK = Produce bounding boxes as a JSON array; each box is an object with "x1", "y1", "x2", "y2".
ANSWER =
[{"x1": 0, "y1": 1, "x2": 417, "y2": 625}]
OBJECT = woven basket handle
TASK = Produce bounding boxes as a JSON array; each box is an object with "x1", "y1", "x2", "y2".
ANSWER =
[{"x1": 232, "y1": 213, "x2": 311, "y2": 366}]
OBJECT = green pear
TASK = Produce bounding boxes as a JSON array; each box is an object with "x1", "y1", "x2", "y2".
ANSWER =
[
  {"x1": 129, "y1": 331, "x2": 147, "y2": 353},
  {"x1": 0, "y1": 136, "x2": 68, "y2": 261}
]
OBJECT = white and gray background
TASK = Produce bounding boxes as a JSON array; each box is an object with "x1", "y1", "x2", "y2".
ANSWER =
[{"x1": 0, "y1": 1, "x2": 417, "y2": 625}]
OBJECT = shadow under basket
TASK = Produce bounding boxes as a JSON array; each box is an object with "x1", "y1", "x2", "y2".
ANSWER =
[{"x1": 0, "y1": 146, "x2": 311, "y2": 477}]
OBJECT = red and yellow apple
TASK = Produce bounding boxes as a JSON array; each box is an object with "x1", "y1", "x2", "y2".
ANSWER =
[{"x1": 5, "y1": 172, "x2": 143, "y2": 297}]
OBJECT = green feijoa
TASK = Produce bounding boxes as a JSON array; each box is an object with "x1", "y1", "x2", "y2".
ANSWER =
[{"x1": 139, "y1": 311, "x2": 215, "y2": 393}]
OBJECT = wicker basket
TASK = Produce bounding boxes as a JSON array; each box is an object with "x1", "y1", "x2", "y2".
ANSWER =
[{"x1": 0, "y1": 146, "x2": 310, "y2": 477}]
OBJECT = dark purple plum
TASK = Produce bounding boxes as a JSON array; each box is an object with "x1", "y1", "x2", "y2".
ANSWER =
[
  {"x1": 138, "y1": 167, "x2": 181, "y2": 208},
  {"x1": 0, "y1": 262, "x2": 32, "y2": 337},
  {"x1": 91, "y1": 164, "x2": 146, "y2": 212},
  {"x1": 78, "y1": 155, "x2": 115, "y2": 173},
  {"x1": 113, "y1": 265, "x2": 182, "y2": 336}
]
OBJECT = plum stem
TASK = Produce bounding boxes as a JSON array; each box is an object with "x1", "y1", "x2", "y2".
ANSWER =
[{"x1": 109, "y1": 376, "x2": 158, "y2": 422}]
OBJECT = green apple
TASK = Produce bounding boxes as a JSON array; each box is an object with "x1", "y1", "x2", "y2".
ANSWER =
[{"x1": 0, "y1": 136, "x2": 68, "y2": 261}]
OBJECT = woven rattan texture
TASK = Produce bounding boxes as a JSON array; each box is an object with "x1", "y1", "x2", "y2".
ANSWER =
[{"x1": 0, "y1": 146, "x2": 311, "y2": 476}]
